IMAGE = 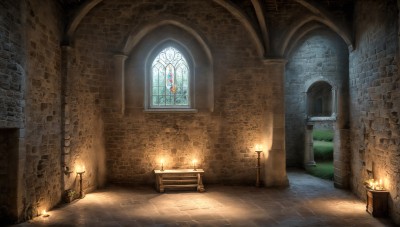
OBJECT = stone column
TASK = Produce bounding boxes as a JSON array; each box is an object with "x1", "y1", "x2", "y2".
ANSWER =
[
  {"x1": 113, "y1": 54, "x2": 127, "y2": 114},
  {"x1": 262, "y1": 59, "x2": 289, "y2": 187},
  {"x1": 331, "y1": 88, "x2": 337, "y2": 117},
  {"x1": 333, "y1": 127, "x2": 350, "y2": 189},
  {"x1": 304, "y1": 123, "x2": 316, "y2": 166}
]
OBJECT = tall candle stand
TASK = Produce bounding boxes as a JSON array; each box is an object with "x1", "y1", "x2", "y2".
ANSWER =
[
  {"x1": 76, "y1": 170, "x2": 85, "y2": 199},
  {"x1": 255, "y1": 149, "x2": 263, "y2": 187}
]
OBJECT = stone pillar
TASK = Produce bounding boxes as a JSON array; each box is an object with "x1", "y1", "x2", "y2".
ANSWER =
[
  {"x1": 331, "y1": 88, "x2": 337, "y2": 117},
  {"x1": 262, "y1": 59, "x2": 289, "y2": 187},
  {"x1": 113, "y1": 54, "x2": 127, "y2": 114},
  {"x1": 304, "y1": 123, "x2": 316, "y2": 166},
  {"x1": 333, "y1": 127, "x2": 350, "y2": 189}
]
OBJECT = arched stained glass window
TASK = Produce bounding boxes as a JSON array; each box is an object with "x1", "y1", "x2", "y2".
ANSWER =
[{"x1": 151, "y1": 47, "x2": 189, "y2": 107}]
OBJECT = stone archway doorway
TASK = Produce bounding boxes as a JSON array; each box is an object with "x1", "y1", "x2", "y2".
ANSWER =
[{"x1": 304, "y1": 81, "x2": 336, "y2": 181}]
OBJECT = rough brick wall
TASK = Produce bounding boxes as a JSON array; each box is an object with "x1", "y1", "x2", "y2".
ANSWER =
[
  {"x1": 285, "y1": 29, "x2": 349, "y2": 167},
  {"x1": 0, "y1": 0, "x2": 24, "y2": 128},
  {"x1": 69, "y1": 0, "x2": 285, "y2": 186},
  {"x1": 0, "y1": 0, "x2": 64, "y2": 221},
  {"x1": 23, "y1": 0, "x2": 63, "y2": 220},
  {"x1": 350, "y1": 0, "x2": 400, "y2": 223}
]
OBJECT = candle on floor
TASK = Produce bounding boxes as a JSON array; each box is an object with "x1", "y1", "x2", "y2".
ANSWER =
[{"x1": 42, "y1": 210, "x2": 50, "y2": 217}]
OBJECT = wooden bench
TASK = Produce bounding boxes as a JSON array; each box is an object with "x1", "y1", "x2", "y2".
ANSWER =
[{"x1": 153, "y1": 169, "x2": 205, "y2": 192}]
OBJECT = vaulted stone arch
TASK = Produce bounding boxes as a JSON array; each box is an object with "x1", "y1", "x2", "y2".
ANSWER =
[
  {"x1": 65, "y1": 0, "x2": 264, "y2": 57},
  {"x1": 250, "y1": 0, "x2": 270, "y2": 55},
  {"x1": 284, "y1": 23, "x2": 323, "y2": 57},
  {"x1": 279, "y1": 15, "x2": 353, "y2": 57},
  {"x1": 120, "y1": 19, "x2": 212, "y2": 63},
  {"x1": 294, "y1": 0, "x2": 353, "y2": 50},
  {"x1": 65, "y1": 0, "x2": 103, "y2": 44}
]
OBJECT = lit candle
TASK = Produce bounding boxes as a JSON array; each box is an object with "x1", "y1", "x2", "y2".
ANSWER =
[
  {"x1": 160, "y1": 159, "x2": 164, "y2": 171},
  {"x1": 76, "y1": 165, "x2": 85, "y2": 174},
  {"x1": 379, "y1": 179, "x2": 383, "y2": 189},
  {"x1": 42, "y1": 210, "x2": 49, "y2": 217},
  {"x1": 255, "y1": 144, "x2": 263, "y2": 152},
  {"x1": 193, "y1": 159, "x2": 197, "y2": 171}
]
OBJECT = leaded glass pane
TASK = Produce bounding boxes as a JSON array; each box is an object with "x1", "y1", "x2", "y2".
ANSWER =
[{"x1": 151, "y1": 46, "x2": 189, "y2": 107}]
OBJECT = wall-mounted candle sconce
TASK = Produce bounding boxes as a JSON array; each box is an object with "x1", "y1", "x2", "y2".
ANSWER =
[{"x1": 255, "y1": 144, "x2": 263, "y2": 187}]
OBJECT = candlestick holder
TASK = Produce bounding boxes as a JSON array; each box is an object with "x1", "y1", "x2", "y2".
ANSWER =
[
  {"x1": 76, "y1": 171, "x2": 85, "y2": 199},
  {"x1": 255, "y1": 150, "x2": 263, "y2": 187}
]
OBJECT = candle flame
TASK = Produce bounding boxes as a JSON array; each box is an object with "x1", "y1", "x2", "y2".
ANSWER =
[
  {"x1": 42, "y1": 210, "x2": 49, "y2": 217},
  {"x1": 76, "y1": 164, "x2": 85, "y2": 173}
]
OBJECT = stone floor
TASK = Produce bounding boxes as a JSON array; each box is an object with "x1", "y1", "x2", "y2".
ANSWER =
[{"x1": 15, "y1": 170, "x2": 395, "y2": 227}]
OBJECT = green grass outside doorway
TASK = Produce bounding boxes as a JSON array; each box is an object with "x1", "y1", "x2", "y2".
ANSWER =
[{"x1": 305, "y1": 161, "x2": 334, "y2": 180}]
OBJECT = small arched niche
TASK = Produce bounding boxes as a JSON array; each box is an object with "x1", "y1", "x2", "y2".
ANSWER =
[{"x1": 307, "y1": 81, "x2": 334, "y2": 118}]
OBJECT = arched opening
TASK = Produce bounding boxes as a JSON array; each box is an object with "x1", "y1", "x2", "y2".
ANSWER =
[
  {"x1": 305, "y1": 81, "x2": 335, "y2": 181},
  {"x1": 285, "y1": 28, "x2": 350, "y2": 188},
  {"x1": 307, "y1": 81, "x2": 333, "y2": 117}
]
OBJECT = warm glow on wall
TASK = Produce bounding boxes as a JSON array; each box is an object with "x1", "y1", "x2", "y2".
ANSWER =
[
  {"x1": 192, "y1": 159, "x2": 197, "y2": 170},
  {"x1": 255, "y1": 143, "x2": 269, "y2": 159},
  {"x1": 255, "y1": 144, "x2": 263, "y2": 152},
  {"x1": 160, "y1": 158, "x2": 164, "y2": 171},
  {"x1": 76, "y1": 164, "x2": 86, "y2": 174}
]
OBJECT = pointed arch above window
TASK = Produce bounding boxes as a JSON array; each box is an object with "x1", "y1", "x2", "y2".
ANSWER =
[{"x1": 120, "y1": 22, "x2": 214, "y2": 114}]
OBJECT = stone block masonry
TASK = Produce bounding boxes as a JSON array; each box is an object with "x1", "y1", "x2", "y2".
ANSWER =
[
  {"x1": 349, "y1": 0, "x2": 400, "y2": 223},
  {"x1": 69, "y1": 0, "x2": 286, "y2": 187},
  {"x1": 0, "y1": 0, "x2": 64, "y2": 222},
  {"x1": 285, "y1": 29, "x2": 349, "y2": 167},
  {"x1": 0, "y1": 0, "x2": 24, "y2": 129}
]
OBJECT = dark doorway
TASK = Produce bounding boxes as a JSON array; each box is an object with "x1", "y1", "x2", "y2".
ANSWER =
[{"x1": 0, "y1": 128, "x2": 19, "y2": 224}]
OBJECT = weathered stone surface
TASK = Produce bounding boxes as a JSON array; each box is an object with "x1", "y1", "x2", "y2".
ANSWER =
[
  {"x1": 285, "y1": 29, "x2": 349, "y2": 167},
  {"x1": 0, "y1": 0, "x2": 24, "y2": 129},
  {"x1": 350, "y1": 0, "x2": 400, "y2": 223},
  {"x1": 1, "y1": 0, "x2": 400, "y2": 225},
  {"x1": 0, "y1": 0, "x2": 63, "y2": 221},
  {"x1": 67, "y1": 0, "x2": 284, "y2": 187},
  {"x1": 22, "y1": 0, "x2": 63, "y2": 220}
]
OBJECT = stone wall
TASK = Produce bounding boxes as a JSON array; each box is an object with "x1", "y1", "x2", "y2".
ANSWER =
[
  {"x1": 350, "y1": 0, "x2": 400, "y2": 223},
  {"x1": 0, "y1": 0, "x2": 24, "y2": 129},
  {"x1": 0, "y1": 0, "x2": 64, "y2": 222},
  {"x1": 285, "y1": 29, "x2": 349, "y2": 167},
  {"x1": 23, "y1": 0, "x2": 63, "y2": 220},
  {"x1": 69, "y1": 0, "x2": 287, "y2": 187}
]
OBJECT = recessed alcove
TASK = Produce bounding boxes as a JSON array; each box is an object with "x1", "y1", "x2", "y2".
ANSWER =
[
  {"x1": 0, "y1": 129, "x2": 19, "y2": 224},
  {"x1": 307, "y1": 81, "x2": 333, "y2": 117}
]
